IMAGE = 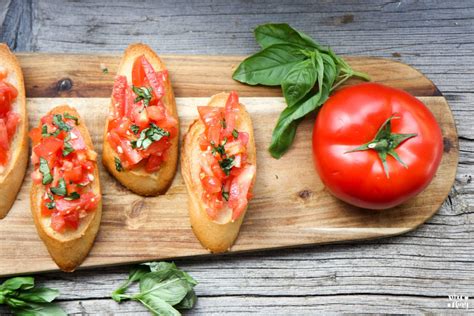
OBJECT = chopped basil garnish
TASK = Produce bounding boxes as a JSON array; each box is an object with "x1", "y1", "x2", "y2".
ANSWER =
[
  {"x1": 62, "y1": 141, "x2": 74, "y2": 157},
  {"x1": 220, "y1": 119, "x2": 227, "y2": 129},
  {"x1": 102, "y1": 67, "x2": 109, "y2": 74},
  {"x1": 41, "y1": 124, "x2": 60, "y2": 138},
  {"x1": 41, "y1": 124, "x2": 48, "y2": 137},
  {"x1": 39, "y1": 157, "x2": 53, "y2": 185},
  {"x1": 53, "y1": 114, "x2": 71, "y2": 132},
  {"x1": 211, "y1": 138, "x2": 227, "y2": 156},
  {"x1": 232, "y1": 129, "x2": 239, "y2": 138},
  {"x1": 219, "y1": 156, "x2": 235, "y2": 176},
  {"x1": 64, "y1": 192, "x2": 80, "y2": 200},
  {"x1": 64, "y1": 112, "x2": 79, "y2": 124},
  {"x1": 114, "y1": 157, "x2": 123, "y2": 172},
  {"x1": 50, "y1": 178, "x2": 67, "y2": 196},
  {"x1": 222, "y1": 191, "x2": 229, "y2": 201},
  {"x1": 130, "y1": 124, "x2": 140, "y2": 135},
  {"x1": 46, "y1": 192, "x2": 56, "y2": 209},
  {"x1": 134, "y1": 123, "x2": 170, "y2": 150},
  {"x1": 132, "y1": 86, "x2": 153, "y2": 106}
]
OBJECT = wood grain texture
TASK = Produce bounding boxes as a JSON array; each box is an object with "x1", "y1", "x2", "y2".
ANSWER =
[{"x1": 0, "y1": 0, "x2": 473, "y2": 314}]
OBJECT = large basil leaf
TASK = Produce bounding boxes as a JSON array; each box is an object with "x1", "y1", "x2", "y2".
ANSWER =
[
  {"x1": 254, "y1": 23, "x2": 324, "y2": 50},
  {"x1": 281, "y1": 59, "x2": 317, "y2": 107},
  {"x1": 232, "y1": 44, "x2": 307, "y2": 86},
  {"x1": 139, "y1": 274, "x2": 190, "y2": 306},
  {"x1": 11, "y1": 302, "x2": 66, "y2": 316}
]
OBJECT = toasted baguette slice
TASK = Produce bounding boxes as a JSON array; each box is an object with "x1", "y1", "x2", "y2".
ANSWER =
[
  {"x1": 181, "y1": 93, "x2": 256, "y2": 253},
  {"x1": 30, "y1": 106, "x2": 102, "y2": 272},
  {"x1": 0, "y1": 44, "x2": 28, "y2": 219},
  {"x1": 102, "y1": 43, "x2": 179, "y2": 196}
]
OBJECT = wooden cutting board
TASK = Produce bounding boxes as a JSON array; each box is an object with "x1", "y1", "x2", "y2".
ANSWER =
[{"x1": 0, "y1": 54, "x2": 458, "y2": 276}]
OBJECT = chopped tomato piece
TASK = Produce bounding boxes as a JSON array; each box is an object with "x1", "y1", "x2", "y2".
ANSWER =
[
  {"x1": 0, "y1": 81, "x2": 18, "y2": 117},
  {"x1": 112, "y1": 75, "x2": 127, "y2": 117},
  {"x1": 202, "y1": 176, "x2": 222, "y2": 194},
  {"x1": 228, "y1": 165, "x2": 256, "y2": 221},
  {"x1": 145, "y1": 154, "x2": 163, "y2": 173},
  {"x1": 33, "y1": 137, "x2": 63, "y2": 159},
  {"x1": 0, "y1": 119, "x2": 8, "y2": 151},
  {"x1": 50, "y1": 213, "x2": 66, "y2": 233}
]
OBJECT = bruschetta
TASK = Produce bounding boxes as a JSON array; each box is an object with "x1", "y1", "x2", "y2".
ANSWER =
[
  {"x1": 102, "y1": 43, "x2": 179, "y2": 196},
  {"x1": 0, "y1": 44, "x2": 28, "y2": 219},
  {"x1": 181, "y1": 92, "x2": 257, "y2": 253},
  {"x1": 29, "y1": 106, "x2": 101, "y2": 272}
]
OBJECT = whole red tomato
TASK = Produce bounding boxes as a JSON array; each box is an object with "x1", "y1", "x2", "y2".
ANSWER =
[{"x1": 312, "y1": 83, "x2": 443, "y2": 209}]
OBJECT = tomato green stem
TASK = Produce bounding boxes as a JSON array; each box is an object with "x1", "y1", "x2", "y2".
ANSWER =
[{"x1": 345, "y1": 115, "x2": 417, "y2": 178}]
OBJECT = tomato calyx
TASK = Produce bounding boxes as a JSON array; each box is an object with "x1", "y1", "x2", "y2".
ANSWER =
[{"x1": 346, "y1": 115, "x2": 417, "y2": 178}]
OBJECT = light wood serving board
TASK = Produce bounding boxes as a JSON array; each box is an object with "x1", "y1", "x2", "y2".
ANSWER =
[{"x1": 0, "y1": 54, "x2": 458, "y2": 276}]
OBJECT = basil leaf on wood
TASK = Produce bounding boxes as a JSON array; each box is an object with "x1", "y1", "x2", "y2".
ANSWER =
[
  {"x1": 282, "y1": 58, "x2": 317, "y2": 107},
  {"x1": 138, "y1": 295, "x2": 180, "y2": 316},
  {"x1": 232, "y1": 44, "x2": 307, "y2": 86},
  {"x1": 0, "y1": 277, "x2": 65, "y2": 316},
  {"x1": 111, "y1": 261, "x2": 198, "y2": 313},
  {"x1": 254, "y1": 23, "x2": 324, "y2": 50}
]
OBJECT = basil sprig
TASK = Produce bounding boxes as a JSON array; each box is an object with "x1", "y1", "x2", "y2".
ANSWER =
[
  {"x1": 0, "y1": 276, "x2": 66, "y2": 315},
  {"x1": 112, "y1": 262, "x2": 197, "y2": 315},
  {"x1": 233, "y1": 23, "x2": 370, "y2": 158}
]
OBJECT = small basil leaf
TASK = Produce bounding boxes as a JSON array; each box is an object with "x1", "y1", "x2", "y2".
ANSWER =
[
  {"x1": 269, "y1": 92, "x2": 325, "y2": 158},
  {"x1": 16, "y1": 288, "x2": 60, "y2": 303},
  {"x1": 139, "y1": 274, "x2": 190, "y2": 306},
  {"x1": 175, "y1": 290, "x2": 197, "y2": 310},
  {"x1": 64, "y1": 192, "x2": 80, "y2": 201},
  {"x1": 281, "y1": 59, "x2": 317, "y2": 107},
  {"x1": 137, "y1": 295, "x2": 180, "y2": 316},
  {"x1": 254, "y1": 23, "x2": 324, "y2": 50},
  {"x1": 232, "y1": 44, "x2": 307, "y2": 86},
  {"x1": 0, "y1": 277, "x2": 34, "y2": 291},
  {"x1": 11, "y1": 302, "x2": 66, "y2": 316},
  {"x1": 62, "y1": 141, "x2": 74, "y2": 157}
]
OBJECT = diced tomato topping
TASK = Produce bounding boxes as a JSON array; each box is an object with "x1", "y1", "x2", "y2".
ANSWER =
[
  {"x1": 107, "y1": 55, "x2": 176, "y2": 172},
  {"x1": 29, "y1": 113, "x2": 100, "y2": 233},
  {"x1": 0, "y1": 74, "x2": 19, "y2": 166},
  {"x1": 197, "y1": 92, "x2": 255, "y2": 222}
]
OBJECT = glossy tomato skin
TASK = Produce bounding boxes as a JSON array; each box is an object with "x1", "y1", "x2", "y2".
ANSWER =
[{"x1": 312, "y1": 83, "x2": 443, "y2": 209}]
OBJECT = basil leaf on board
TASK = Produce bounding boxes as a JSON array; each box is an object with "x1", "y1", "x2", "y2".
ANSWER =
[
  {"x1": 234, "y1": 23, "x2": 370, "y2": 158},
  {"x1": 232, "y1": 44, "x2": 307, "y2": 86},
  {"x1": 254, "y1": 23, "x2": 324, "y2": 50},
  {"x1": 281, "y1": 58, "x2": 317, "y2": 107}
]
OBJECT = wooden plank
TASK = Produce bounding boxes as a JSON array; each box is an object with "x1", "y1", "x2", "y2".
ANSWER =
[
  {"x1": 15, "y1": 54, "x2": 440, "y2": 98},
  {"x1": 0, "y1": 93, "x2": 458, "y2": 275}
]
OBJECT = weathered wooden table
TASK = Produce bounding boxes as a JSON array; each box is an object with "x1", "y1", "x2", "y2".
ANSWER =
[{"x1": 1, "y1": 0, "x2": 472, "y2": 314}]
